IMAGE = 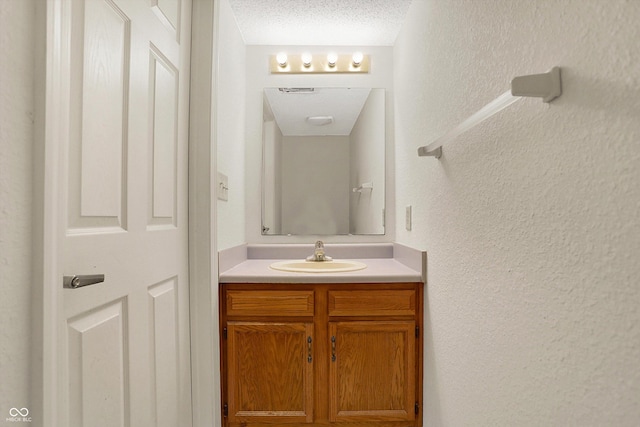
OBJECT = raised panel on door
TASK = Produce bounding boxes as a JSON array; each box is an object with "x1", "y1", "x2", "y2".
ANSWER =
[
  {"x1": 226, "y1": 322, "x2": 314, "y2": 424},
  {"x1": 67, "y1": 299, "x2": 129, "y2": 427},
  {"x1": 151, "y1": 0, "x2": 181, "y2": 41},
  {"x1": 148, "y1": 278, "x2": 180, "y2": 427},
  {"x1": 68, "y1": 0, "x2": 130, "y2": 233},
  {"x1": 148, "y1": 44, "x2": 179, "y2": 229},
  {"x1": 329, "y1": 321, "x2": 416, "y2": 423}
]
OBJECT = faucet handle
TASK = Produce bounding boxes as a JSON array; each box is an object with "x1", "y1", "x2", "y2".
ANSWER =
[{"x1": 307, "y1": 240, "x2": 331, "y2": 261}]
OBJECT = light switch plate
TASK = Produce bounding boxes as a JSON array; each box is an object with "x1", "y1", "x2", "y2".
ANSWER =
[
  {"x1": 405, "y1": 206, "x2": 412, "y2": 231},
  {"x1": 218, "y1": 172, "x2": 228, "y2": 201}
]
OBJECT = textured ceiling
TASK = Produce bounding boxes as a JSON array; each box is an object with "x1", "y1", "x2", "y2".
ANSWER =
[{"x1": 227, "y1": 0, "x2": 413, "y2": 46}]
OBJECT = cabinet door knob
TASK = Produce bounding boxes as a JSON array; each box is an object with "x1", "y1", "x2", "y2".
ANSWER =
[
  {"x1": 331, "y1": 336, "x2": 336, "y2": 362},
  {"x1": 307, "y1": 336, "x2": 312, "y2": 363}
]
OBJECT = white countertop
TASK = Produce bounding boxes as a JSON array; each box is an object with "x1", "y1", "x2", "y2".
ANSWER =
[
  {"x1": 219, "y1": 257, "x2": 422, "y2": 284},
  {"x1": 218, "y1": 243, "x2": 426, "y2": 284}
]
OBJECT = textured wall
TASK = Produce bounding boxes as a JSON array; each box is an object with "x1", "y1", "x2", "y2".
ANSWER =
[
  {"x1": 394, "y1": 0, "x2": 640, "y2": 425},
  {"x1": 0, "y1": 0, "x2": 34, "y2": 417},
  {"x1": 216, "y1": 0, "x2": 247, "y2": 250}
]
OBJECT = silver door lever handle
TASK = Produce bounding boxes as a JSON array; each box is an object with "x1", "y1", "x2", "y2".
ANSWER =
[{"x1": 63, "y1": 274, "x2": 105, "y2": 289}]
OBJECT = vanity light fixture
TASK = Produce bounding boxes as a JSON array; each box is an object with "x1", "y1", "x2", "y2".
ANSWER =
[{"x1": 270, "y1": 52, "x2": 369, "y2": 74}]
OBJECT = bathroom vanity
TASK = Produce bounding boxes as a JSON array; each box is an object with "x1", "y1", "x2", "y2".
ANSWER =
[{"x1": 218, "y1": 243, "x2": 425, "y2": 427}]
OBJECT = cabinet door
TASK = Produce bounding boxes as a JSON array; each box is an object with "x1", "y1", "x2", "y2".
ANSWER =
[
  {"x1": 226, "y1": 322, "x2": 314, "y2": 424},
  {"x1": 329, "y1": 321, "x2": 416, "y2": 423}
]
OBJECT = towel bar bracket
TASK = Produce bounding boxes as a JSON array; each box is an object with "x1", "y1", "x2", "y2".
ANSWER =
[
  {"x1": 417, "y1": 146, "x2": 442, "y2": 159},
  {"x1": 511, "y1": 67, "x2": 562, "y2": 103}
]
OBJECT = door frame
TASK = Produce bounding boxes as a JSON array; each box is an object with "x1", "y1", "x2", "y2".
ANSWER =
[{"x1": 32, "y1": 1, "x2": 220, "y2": 426}]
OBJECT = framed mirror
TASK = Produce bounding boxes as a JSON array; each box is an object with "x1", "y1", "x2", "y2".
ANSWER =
[{"x1": 261, "y1": 87, "x2": 385, "y2": 235}]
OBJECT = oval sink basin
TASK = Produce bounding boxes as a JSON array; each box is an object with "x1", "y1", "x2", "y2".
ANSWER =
[{"x1": 270, "y1": 260, "x2": 367, "y2": 273}]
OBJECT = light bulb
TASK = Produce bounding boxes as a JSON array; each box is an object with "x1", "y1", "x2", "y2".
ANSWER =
[
  {"x1": 352, "y1": 51, "x2": 364, "y2": 67},
  {"x1": 302, "y1": 52, "x2": 312, "y2": 67},
  {"x1": 327, "y1": 52, "x2": 338, "y2": 67},
  {"x1": 276, "y1": 52, "x2": 287, "y2": 67}
]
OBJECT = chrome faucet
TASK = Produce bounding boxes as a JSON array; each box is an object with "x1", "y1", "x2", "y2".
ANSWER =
[{"x1": 306, "y1": 240, "x2": 333, "y2": 262}]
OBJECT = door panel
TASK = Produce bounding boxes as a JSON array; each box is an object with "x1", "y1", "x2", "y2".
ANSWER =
[
  {"x1": 329, "y1": 321, "x2": 416, "y2": 423},
  {"x1": 148, "y1": 277, "x2": 179, "y2": 427},
  {"x1": 58, "y1": 0, "x2": 191, "y2": 425},
  {"x1": 148, "y1": 44, "x2": 178, "y2": 228},
  {"x1": 151, "y1": 0, "x2": 181, "y2": 41},
  {"x1": 68, "y1": 0, "x2": 129, "y2": 232},
  {"x1": 79, "y1": 0, "x2": 127, "y2": 220},
  {"x1": 67, "y1": 299, "x2": 128, "y2": 427},
  {"x1": 227, "y1": 322, "x2": 314, "y2": 424}
]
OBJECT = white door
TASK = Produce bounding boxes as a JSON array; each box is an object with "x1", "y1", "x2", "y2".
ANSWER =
[{"x1": 52, "y1": 0, "x2": 192, "y2": 425}]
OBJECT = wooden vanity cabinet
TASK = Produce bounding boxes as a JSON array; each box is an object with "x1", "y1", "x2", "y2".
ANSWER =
[{"x1": 220, "y1": 283, "x2": 423, "y2": 427}]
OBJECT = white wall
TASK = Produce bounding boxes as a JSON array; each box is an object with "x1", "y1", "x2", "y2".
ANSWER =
[
  {"x1": 281, "y1": 136, "x2": 350, "y2": 235},
  {"x1": 0, "y1": 0, "x2": 35, "y2": 418},
  {"x1": 216, "y1": 0, "x2": 246, "y2": 250},
  {"x1": 350, "y1": 89, "x2": 385, "y2": 234},
  {"x1": 394, "y1": 1, "x2": 640, "y2": 425},
  {"x1": 245, "y1": 45, "x2": 395, "y2": 243}
]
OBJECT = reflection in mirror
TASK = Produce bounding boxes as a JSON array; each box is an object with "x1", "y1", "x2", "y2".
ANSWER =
[{"x1": 262, "y1": 88, "x2": 385, "y2": 235}]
